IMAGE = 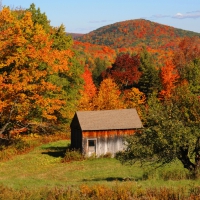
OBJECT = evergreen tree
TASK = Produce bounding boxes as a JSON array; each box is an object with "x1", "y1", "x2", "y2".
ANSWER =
[
  {"x1": 26, "y1": 3, "x2": 51, "y2": 32},
  {"x1": 92, "y1": 57, "x2": 107, "y2": 87},
  {"x1": 137, "y1": 48, "x2": 160, "y2": 98}
]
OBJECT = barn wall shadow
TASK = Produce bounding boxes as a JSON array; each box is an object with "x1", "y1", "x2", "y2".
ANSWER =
[{"x1": 42, "y1": 146, "x2": 67, "y2": 158}]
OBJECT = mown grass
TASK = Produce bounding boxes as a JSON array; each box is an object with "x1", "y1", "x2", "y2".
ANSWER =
[{"x1": 0, "y1": 139, "x2": 199, "y2": 199}]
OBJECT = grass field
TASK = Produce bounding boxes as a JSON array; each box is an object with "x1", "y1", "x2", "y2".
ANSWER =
[{"x1": 0, "y1": 139, "x2": 199, "y2": 192}]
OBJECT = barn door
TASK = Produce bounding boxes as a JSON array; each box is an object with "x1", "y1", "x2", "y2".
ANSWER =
[{"x1": 88, "y1": 139, "x2": 97, "y2": 156}]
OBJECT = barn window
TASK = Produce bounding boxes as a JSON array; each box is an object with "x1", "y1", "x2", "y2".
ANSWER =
[
  {"x1": 87, "y1": 139, "x2": 97, "y2": 156},
  {"x1": 88, "y1": 140, "x2": 95, "y2": 146}
]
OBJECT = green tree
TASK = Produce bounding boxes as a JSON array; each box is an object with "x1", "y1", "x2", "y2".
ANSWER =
[
  {"x1": 117, "y1": 84, "x2": 200, "y2": 176},
  {"x1": 51, "y1": 24, "x2": 73, "y2": 50},
  {"x1": 137, "y1": 48, "x2": 160, "y2": 98},
  {"x1": 27, "y1": 3, "x2": 73, "y2": 50},
  {"x1": 26, "y1": 3, "x2": 51, "y2": 32},
  {"x1": 92, "y1": 57, "x2": 108, "y2": 87},
  {"x1": 47, "y1": 53, "x2": 84, "y2": 123}
]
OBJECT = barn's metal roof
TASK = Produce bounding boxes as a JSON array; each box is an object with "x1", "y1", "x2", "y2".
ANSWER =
[{"x1": 73, "y1": 109, "x2": 143, "y2": 131}]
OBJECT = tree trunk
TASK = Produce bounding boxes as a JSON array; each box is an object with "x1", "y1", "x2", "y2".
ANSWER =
[
  {"x1": 177, "y1": 146, "x2": 196, "y2": 173},
  {"x1": 194, "y1": 137, "x2": 200, "y2": 176}
]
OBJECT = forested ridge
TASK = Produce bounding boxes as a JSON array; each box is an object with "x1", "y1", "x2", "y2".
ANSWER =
[
  {"x1": 76, "y1": 19, "x2": 200, "y2": 50},
  {"x1": 0, "y1": 4, "x2": 200, "y2": 175}
]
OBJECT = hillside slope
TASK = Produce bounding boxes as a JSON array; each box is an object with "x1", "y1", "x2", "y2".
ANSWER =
[
  {"x1": 76, "y1": 19, "x2": 200, "y2": 50},
  {"x1": 67, "y1": 33, "x2": 84, "y2": 39}
]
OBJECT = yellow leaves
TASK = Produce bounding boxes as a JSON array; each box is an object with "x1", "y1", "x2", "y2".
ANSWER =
[
  {"x1": 49, "y1": 49, "x2": 73, "y2": 73},
  {"x1": 123, "y1": 87, "x2": 146, "y2": 116},
  {"x1": 42, "y1": 111, "x2": 57, "y2": 120},
  {"x1": 20, "y1": 12, "x2": 33, "y2": 32},
  {"x1": 41, "y1": 98, "x2": 66, "y2": 121},
  {"x1": 32, "y1": 31, "x2": 50, "y2": 45},
  {"x1": 124, "y1": 87, "x2": 146, "y2": 108},
  {"x1": 0, "y1": 100, "x2": 8, "y2": 112},
  {"x1": 78, "y1": 95, "x2": 92, "y2": 111},
  {"x1": 92, "y1": 78, "x2": 124, "y2": 110},
  {"x1": 0, "y1": 7, "x2": 14, "y2": 24}
]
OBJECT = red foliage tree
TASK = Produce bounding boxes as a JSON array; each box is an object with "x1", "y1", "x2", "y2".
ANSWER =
[{"x1": 103, "y1": 53, "x2": 142, "y2": 89}]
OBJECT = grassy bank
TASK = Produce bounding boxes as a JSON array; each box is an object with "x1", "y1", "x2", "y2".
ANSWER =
[{"x1": 0, "y1": 140, "x2": 199, "y2": 199}]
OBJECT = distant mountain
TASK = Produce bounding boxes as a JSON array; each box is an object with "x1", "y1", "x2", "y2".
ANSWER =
[
  {"x1": 76, "y1": 19, "x2": 200, "y2": 50},
  {"x1": 66, "y1": 33, "x2": 84, "y2": 39}
]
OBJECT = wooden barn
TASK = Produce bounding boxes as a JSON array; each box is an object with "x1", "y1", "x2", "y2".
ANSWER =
[{"x1": 70, "y1": 109, "x2": 143, "y2": 157}]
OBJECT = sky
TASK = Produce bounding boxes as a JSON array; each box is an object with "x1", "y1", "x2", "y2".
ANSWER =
[{"x1": 3, "y1": 0, "x2": 200, "y2": 34}]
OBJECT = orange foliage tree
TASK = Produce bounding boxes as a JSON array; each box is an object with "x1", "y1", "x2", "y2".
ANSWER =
[
  {"x1": 78, "y1": 66, "x2": 97, "y2": 111},
  {"x1": 0, "y1": 8, "x2": 74, "y2": 135},
  {"x1": 92, "y1": 78, "x2": 124, "y2": 110},
  {"x1": 159, "y1": 60, "x2": 180, "y2": 99}
]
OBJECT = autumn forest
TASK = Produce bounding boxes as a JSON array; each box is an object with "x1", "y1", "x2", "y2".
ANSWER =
[{"x1": 1, "y1": 3, "x2": 200, "y2": 181}]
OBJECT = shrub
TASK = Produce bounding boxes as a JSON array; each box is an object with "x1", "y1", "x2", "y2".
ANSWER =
[
  {"x1": 0, "y1": 139, "x2": 32, "y2": 161},
  {"x1": 99, "y1": 152, "x2": 112, "y2": 158},
  {"x1": 12, "y1": 139, "x2": 31, "y2": 151},
  {"x1": 62, "y1": 148, "x2": 84, "y2": 163}
]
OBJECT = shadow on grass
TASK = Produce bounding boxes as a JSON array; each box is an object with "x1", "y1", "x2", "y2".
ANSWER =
[
  {"x1": 42, "y1": 146, "x2": 67, "y2": 158},
  {"x1": 82, "y1": 177, "x2": 134, "y2": 182}
]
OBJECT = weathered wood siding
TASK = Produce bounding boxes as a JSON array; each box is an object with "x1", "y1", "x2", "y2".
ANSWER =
[{"x1": 82, "y1": 129, "x2": 135, "y2": 156}]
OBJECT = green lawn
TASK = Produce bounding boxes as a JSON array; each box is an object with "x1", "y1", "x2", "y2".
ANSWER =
[{"x1": 0, "y1": 140, "x2": 199, "y2": 190}]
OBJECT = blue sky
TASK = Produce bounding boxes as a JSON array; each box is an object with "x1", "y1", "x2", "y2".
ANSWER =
[{"x1": 3, "y1": 0, "x2": 200, "y2": 33}]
